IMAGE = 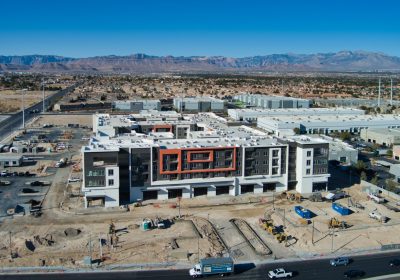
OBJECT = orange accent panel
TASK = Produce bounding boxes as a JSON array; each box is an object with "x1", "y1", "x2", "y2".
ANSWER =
[
  {"x1": 159, "y1": 147, "x2": 236, "y2": 175},
  {"x1": 152, "y1": 124, "x2": 173, "y2": 133}
]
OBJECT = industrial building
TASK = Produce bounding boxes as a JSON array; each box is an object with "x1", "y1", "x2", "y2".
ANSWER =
[
  {"x1": 112, "y1": 99, "x2": 161, "y2": 112},
  {"x1": 228, "y1": 108, "x2": 364, "y2": 122},
  {"x1": 82, "y1": 113, "x2": 329, "y2": 207},
  {"x1": 234, "y1": 93, "x2": 310, "y2": 109},
  {"x1": 313, "y1": 98, "x2": 400, "y2": 108},
  {"x1": 360, "y1": 128, "x2": 400, "y2": 147},
  {"x1": 173, "y1": 97, "x2": 224, "y2": 112},
  {"x1": 0, "y1": 154, "x2": 23, "y2": 167},
  {"x1": 257, "y1": 114, "x2": 400, "y2": 137},
  {"x1": 309, "y1": 135, "x2": 358, "y2": 165}
]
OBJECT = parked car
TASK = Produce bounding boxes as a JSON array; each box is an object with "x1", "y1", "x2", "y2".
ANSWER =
[
  {"x1": 18, "y1": 172, "x2": 25, "y2": 176},
  {"x1": 68, "y1": 178, "x2": 81, "y2": 183},
  {"x1": 330, "y1": 257, "x2": 350, "y2": 266},
  {"x1": 30, "y1": 181, "x2": 44, "y2": 186},
  {"x1": 267, "y1": 268, "x2": 293, "y2": 279},
  {"x1": 0, "y1": 171, "x2": 9, "y2": 177},
  {"x1": 25, "y1": 171, "x2": 36, "y2": 177},
  {"x1": 389, "y1": 259, "x2": 400, "y2": 267},
  {"x1": 11, "y1": 172, "x2": 18, "y2": 177},
  {"x1": 344, "y1": 270, "x2": 365, "y2": 278}
]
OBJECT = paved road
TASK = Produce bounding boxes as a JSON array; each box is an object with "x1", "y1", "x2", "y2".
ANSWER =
[
  {"x1": 0, "y1": 84, "x2": 79, "y2": 140},
  {"x1": 1, "y1": 251, "x2": 400, "y2": 279}
]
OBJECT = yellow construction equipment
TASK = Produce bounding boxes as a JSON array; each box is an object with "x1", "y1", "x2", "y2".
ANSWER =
[
  {"x1": 276, "y1": 233, "x2": 287, "y2": 243},
  {"x1": 328, "y1": 218, "x2": 349, "y2": 229}
]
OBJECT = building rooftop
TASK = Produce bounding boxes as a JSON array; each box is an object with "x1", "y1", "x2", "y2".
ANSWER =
[{"x1": 259, "y1": 114, "x2": 400, "y2": 124}]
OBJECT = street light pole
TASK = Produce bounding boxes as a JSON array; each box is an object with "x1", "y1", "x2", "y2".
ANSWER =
[
  {"x1": 42, "y1": 78, "x2": 45, "y2": 113},
  {"x1": 20, "y1": 89, "x2": 27, "y2": 129}
]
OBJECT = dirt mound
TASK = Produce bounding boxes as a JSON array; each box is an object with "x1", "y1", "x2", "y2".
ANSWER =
[{"x1": 64, "y1": 228, "x2": 81, "y2": 237}]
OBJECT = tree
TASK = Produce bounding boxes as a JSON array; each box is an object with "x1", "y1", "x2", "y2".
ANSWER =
[
  {"x1": 370, "y1": 176, "x2": 379, "y2": 186},
  {"x1": 339, "y1": 131, "x2": 351, "y2": 141},
  {"x1": 293, "y1": 127, "x2": 301, "y2": 135},
  {"x1": 387, "y1": 149, "x2": 393, "y2": 158},
  {"x1": 386, "y1": 179, "x2": 398, "y2": 192},
  {"x1": 354, "y1": 160, "x2": 366, "y2": 172},
  {"x1": 360, "y1": 171, "x2": 367, "y2": 181}
]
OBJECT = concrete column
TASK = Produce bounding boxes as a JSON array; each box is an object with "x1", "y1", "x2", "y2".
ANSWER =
[
  {"x1": 182, "y1": 187, "x2": 191, "y2": 199},
  {"x1": 208, "y1": 185, "x2": 216, "y2": 197},
  {"x1": 254, "y1": 183, "x2": 263, "y2": 194}
]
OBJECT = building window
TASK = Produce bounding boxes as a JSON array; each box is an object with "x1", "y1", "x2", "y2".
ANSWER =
[
  {"x1": 272, "y1": 150, "x2": 279, "y2": 157},
  {"x1": 272, "y1": 159, "x2": 279, "y2": 166},
  {"x1": 306, "y1": 160, "x2": 311, "y2": 166},
  {"x1": 272, "y1": 167, "x2": 279, "y2": 175},
  {"x1": 12, "y1": 161, "x2": 17, "y2": 165},
  {"x1": 307, "y1": 151, "x2": 312, "y2": 157},
  {"x1": 108, "y1": 179, "x2": 114, "y2": 186},
  {"x1": 108, "y1": 169, "x2": 114, "y2": 176},
  {"x1": 306, "y1": 169, "x2": 311, "y2": 175}
]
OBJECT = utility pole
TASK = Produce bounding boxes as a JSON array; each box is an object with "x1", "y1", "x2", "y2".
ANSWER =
[
  {"x1": 177, "y1": 197, "x2": 181, "y2": 219},
  {"x1": 20, "y1": 89, "x2": 27, "y2": 129},
  {"x1": 42, "y1": 78, "x2": 45, "y2": 113},
  {"x1": 378, "y1": 77, "x2": 382, "y2": 107},
  {"x1": 9, "y1": 231, "x2": 12, "y2": 259},
  {"x1": 272, "y1": 192, "x2": 275, "y2": 210},
  {"x1": 283, "y1": 208, "x2": 286, "y2": 228},
  {"x1": 99, "y1": 234, "x2": 103, "y2": 260},
  {"x1": 197, "y1": 236, "x2": 200, "y2": 262},
  {"x1": 89, "y1": 234, "x2": 93, "y2": 269},
  {"x1": 390, "y1": 78, "x2": 393, "y2": 106},
  {"x1": 312, "y1": 221, "x2": 315, "y2": 245}
]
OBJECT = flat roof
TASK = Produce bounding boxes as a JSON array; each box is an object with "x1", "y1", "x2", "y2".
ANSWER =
[
  {"x1": 361, "y1": 128, "x2": 400, "y2": 136},
  {"x1": 258, "y1": 114, "x2": 400, "y2": 124}
]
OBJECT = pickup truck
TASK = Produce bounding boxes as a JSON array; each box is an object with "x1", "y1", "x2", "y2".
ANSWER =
[
  {"x1": 268, "y1": 268, "x2": 293, "y2": 279},
  {"x1": 189, "y1": 257, "x2": 234, "y2": 278}
]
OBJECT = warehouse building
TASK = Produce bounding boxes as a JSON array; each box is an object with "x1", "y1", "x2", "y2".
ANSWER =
[
  {"x1": 82, "y1": 113, "x2": 329, "y2": 207},
  {"x1": 112, "y1": 99, "x2": 161, "y2": 112},
  {"x1": 228, "y1": 107, "x2": 364, "y2": 122},
  {"x1": 257, "y1": 114, "x2": 400, "y2": 136},
  {"x1": 173, "y1": 97, "x2": 224, "y2": 112},
  {"x1": 360, "y1": 128, "x2": 400, "y2": 147},
  {"x1": 234, "y1": 93, "x2": 310, "y2": 109},
  {"x1": 309, "y1": 135, "x2": 358, "y2": 165},
  {"x1": 0, "y1": 154, "x2": 23, "y2": 168}
]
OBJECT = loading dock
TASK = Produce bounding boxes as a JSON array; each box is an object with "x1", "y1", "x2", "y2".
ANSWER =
[
  {"x1": 241, "y1": 184, "x2": 254, "y2": 194},
  {"x1": 216, "y1": 185, "x2": 230, "y2": 195},
  {"x1": 142, "y1": 190, "x2": 158, "y2": 201},
  {"x1": 168, "y1": 189, "x2": 183, "y2": 199},
  {"x1": 193, "y1": 187, "x2": 208, "y2": 197}
]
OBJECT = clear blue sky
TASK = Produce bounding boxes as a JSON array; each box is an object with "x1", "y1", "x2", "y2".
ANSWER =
[{"x1": 1, "y1": 0, "x2": 399, "y2": 57}]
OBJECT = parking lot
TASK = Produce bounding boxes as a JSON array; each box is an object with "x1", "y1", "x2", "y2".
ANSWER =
[
  {"x1": 0, "y1": 173, "x2": 53, "y2": 218},
  {"x1": 0, "y1": 122, "x2": 91, "y2": 219}
]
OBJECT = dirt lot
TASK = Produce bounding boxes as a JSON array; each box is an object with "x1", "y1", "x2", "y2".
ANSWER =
[
  {"x1": 0, "y1": 90, "x2": 55, "y2": 113},
  {"x1": 1, "y1": 183, "x2": 400, "y2": 267},
  {"x1": 35, "y1": 114, "x2": 92, "y2": 127}
]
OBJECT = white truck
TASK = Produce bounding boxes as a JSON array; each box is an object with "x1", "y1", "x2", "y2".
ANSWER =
[
  {"x1": 368, "y1": 193, "x2": 385, "y2": 204},
  {"x1": 369, "y1": 212, "x2": 388, "y2": 223},
  {"x1": 268, "y1": 268, "x2": 293, "y2": 279}
]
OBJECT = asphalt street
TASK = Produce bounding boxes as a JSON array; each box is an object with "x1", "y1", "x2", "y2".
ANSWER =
[
  {"x1": 1, "y1": 251, "x2": 400, "y2": 280},
  {"x1": 0, "y1": 84, "x2": 79, "y2": 140}
]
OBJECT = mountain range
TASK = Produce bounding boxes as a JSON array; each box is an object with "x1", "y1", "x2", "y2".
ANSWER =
[{"x1": 1, "y1": 51, "x2": 400, "y2": 73}]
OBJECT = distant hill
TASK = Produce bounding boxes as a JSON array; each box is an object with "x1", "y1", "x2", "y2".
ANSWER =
[{"x1": 1, "y1": 51, "x2": 400, "y2": 73}]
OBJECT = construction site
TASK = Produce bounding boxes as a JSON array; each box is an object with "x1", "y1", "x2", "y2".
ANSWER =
[{"x1": 1, "y1": 180, "x2": 400, "y2": 268}]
